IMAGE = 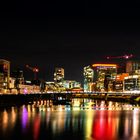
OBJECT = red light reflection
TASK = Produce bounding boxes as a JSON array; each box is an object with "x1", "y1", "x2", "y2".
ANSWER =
[
  {"x1": 33, "y1": 115, "x2": 40, "y2": 140},
  {"x1": 91, "y1": 111, "x2": 116, "y2": 140}
]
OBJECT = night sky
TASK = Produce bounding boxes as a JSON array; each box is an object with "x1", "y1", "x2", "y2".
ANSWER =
[{"x1": 1, "y1": 1, "x2": 140, "y2": 83}]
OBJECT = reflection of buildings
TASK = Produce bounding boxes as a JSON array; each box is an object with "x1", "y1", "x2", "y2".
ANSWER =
[
  {"x1": 83, "y1": 66, "x2": 94, "y2": 92},
  {"x1": 118, "y1": 110, "x2": 140, "y2": 139},
  {"x1": 2, "y1": 107, "x2": 17, "y2": 132},
  {"x1": 0, "y1": 59, "x2": 10, "y2": 90},
  {"x1": 51, "y1": 108, "x2": 65, "y2": 134},
  {"x1": 92, "y1": 64, "x2": 117, "y2": 91},
  {"x1": 33, "y1": 115, "x2": 40, "y2": 140},
  {"x1": 54, "y1": 68, "x2": 64, "y2": 84},
  {"x1": 91, "y1": 110, "x2": 118, "y2": 140}
]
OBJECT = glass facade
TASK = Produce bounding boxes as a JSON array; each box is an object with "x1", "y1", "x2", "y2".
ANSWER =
[
  {"x1": 83, "y1": 66, "x2": 94, "y2": 92},
  {"x1": 92, "y1": 64, "x2": 117, "y2": 91}
]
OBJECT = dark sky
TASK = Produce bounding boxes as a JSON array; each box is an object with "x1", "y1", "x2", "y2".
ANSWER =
[{"x1": 1, "y1": 1, "x2": 140, "y2": 83}]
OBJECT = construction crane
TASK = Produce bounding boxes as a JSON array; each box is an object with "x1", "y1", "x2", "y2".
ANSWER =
[
  {"x1": 106, "y1": 54, "x2": 134, "y2": 60},
  {"x1": 25, "y1": 64, "x2": 39, "y2": 80}
]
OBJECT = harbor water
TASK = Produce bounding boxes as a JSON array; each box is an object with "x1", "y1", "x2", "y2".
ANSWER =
[{"x1": 0, "y1": 98, "x2": 140, "y2": 140}]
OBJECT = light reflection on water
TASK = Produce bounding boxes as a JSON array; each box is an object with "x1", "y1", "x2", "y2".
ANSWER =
[{"x1": 0, "y1": 98, "x2": 140, "y2": 140}]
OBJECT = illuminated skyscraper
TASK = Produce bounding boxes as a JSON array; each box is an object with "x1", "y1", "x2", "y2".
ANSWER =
[
  {"x1": 83, "y1": 65, "x2": 94, "y2": 92},
  {"x1": 54, "y1": 68, "x2": 64, "y2": 83},
  {"x1": 92, "y1": 64, "x2": 117, "y2": 91},
  {"x1": 0, "y1": 59, "x2": 10, "y2": 89}
]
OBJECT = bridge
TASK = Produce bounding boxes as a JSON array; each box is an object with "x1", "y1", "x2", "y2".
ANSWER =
[
  {"x1": 44, "y1": 91, "x2": 140, "y2": 96},
  {"x1": 0, "y1": 91, "x2": 140, "y2": 106}
]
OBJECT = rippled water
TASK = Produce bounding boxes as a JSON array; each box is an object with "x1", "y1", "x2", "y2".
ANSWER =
[{"x1": 0, "y1": 98, "x2": 140, "y2": 140}]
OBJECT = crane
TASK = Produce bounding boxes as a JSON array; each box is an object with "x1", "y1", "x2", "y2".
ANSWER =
[
  {"x1": 25, "y1": 64, "x2": 39, "y2": 80},
  {"x1": 106, "y1": 54, "x2": 134, "y2": 60}
]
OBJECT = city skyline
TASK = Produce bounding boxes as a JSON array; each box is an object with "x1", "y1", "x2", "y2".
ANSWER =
[{"x1": 1, "y1": 58, "x2": 140, "y2": 94}]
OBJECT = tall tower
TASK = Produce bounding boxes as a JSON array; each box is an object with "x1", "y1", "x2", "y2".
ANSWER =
[
  {"x1": 83, "y1": 65, "x2": 94, "y2": 92},
  {"x1": 54, "y1": 68, "x2": 64, "y2": 84},
  {"x1": 0, "y1": 59, "x2": 10, "y2": 89}
]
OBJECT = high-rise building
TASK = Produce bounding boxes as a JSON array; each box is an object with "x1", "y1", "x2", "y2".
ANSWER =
[
  {"x1": 0, "y1": 59, "x2": 10, "y2": 89},
  {"x1": 12, "y1": 69, "x2": 24, "y2": 84},
  {"x1": 126, "y1": 61, "x2": 140, "y2": 74},
  {"x1": 115, "y1": 73, "x2": 129, "y2": 91},
  {"x1": 83, "y1": 65, "x2": 94, "y2": 92},
  {"x1": 92, "y1": 64, "x2": 117, "y2": 91},
  {"x1": 54, "y1": 68, "x2": 64, "y2": 83},
  {"x1": 124, "y1": 75, "x2": 140, "y2": 91}
]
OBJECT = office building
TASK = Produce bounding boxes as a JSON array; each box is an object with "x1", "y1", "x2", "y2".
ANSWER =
[
  {"x1": 115, "y1": 73, "x2": 129, "y2": 91},
  {"x1": 63, "y1": 80, "x2": 81, "y2": 89},
  {"x1": 83, "y1": 65, "x2": 94, "y2": 92},
  {"x1": 0, "y1": 59, "x2": 10, "y2": 89},
  {"x1": 126, "y1": 61, "x2": 140, "y2": 74},
  {"x1": 124, "y1": 75, "x2": 140, "y2": 91},
  {"x1": 54, "y1": 67, "x2": 64, "y2": 84},
  {"x1": 92, "y1": 64, "x2": 117, "y2": 91}
]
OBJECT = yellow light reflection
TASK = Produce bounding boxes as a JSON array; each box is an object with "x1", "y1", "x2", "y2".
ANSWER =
[
  {"x1": 2, "y1": 110, "x2": 8, "y2": 132},
  {"x1": 85, "y1": 111, "x2": 94, "y2": 140},
  {"x1": 10, "y1": 107, "x2": 17, "y2": 128},
  {"x1": 131, "y1": 110, "x2": 139, "y2": 139},
  {"x1": 52, "y1": 111, "x2": 65, "y2": 134}
]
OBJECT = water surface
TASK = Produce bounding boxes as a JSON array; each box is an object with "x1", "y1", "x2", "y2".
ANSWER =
[{"x1": 0, "y1": 98, "x2": 140, "y2": 140}]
